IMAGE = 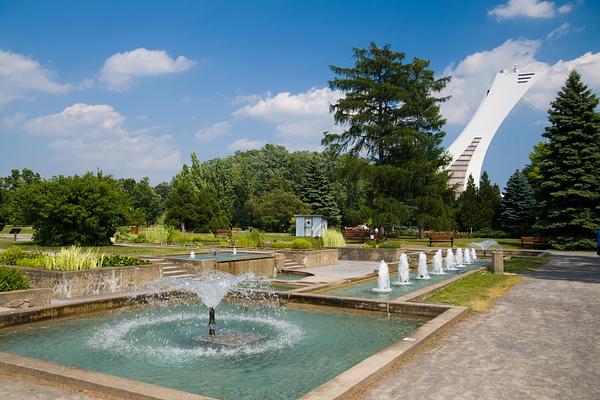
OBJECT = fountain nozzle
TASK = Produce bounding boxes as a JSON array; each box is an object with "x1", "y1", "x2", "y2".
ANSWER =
[{"x1": 209, "y1": 307, "x2": 216, "y2": 336}]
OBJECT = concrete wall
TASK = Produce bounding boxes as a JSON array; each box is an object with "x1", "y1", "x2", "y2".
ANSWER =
[
  {"x1": 170, "y1": 254, "x2": 282, "y2": 276},
  {"x1": 0, "y1": 288, "x2": 52, "y2": 309},
  {"x1": 10, "y1": 265, "x2": 161, "y2": 299},
  {"x1": 277, "y1": 249, "x2": 339, "y2": 267},
  {"x1": 338, "y1": 248, "x2": 401, "y2": 263}
]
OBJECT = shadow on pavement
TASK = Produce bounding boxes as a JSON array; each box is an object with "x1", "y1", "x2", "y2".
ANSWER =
[{"x1": 531, "y1": 255, "x2": 600, "y2": 284}]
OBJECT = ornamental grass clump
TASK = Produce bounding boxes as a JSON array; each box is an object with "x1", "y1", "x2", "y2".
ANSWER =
[
  {"x1": 322, "y1": 229, "x2": 346, "y2": 248},
  {"x1": 0, "y1": 267, "x2": 30, "y2": 292},
  {"x1": 43, "y1": 246, "x2": 104, "y2": 271},
  {"x1": 144, "y1": 225, "x2": 171, "y2": 244}
]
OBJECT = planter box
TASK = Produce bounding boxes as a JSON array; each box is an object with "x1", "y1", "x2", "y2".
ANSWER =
[
  {"x1": 0, "y1": 288, "x2": 52, "y2": 309},
  {"x1": 7, "y1": 265, "x2": 161, "y2": 300}
]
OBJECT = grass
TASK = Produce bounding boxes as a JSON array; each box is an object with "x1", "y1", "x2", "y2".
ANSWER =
[
  {"x1": 380, "y1": 236, "x2": 523, "y2": 249},
  {"x1": 0, "y1": 225, "x2": 33, "y2": 235},
  {"x1": 424, "y1": 272, "x2": 522, "y2": 312},
  {"x1": 504, "y1": 256, "x2": 548, "y2": 274}
]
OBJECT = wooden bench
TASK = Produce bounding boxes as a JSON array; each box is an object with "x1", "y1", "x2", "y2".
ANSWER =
[
  {"x1": 343, "y1": 228, "x2": 373, "y2": 241},
  {"x1": 520, "y1": 236, "x2": 548, "y2": 247},
  {"x1": 429, "y1": 235, "x2": 454, "y2": 247},
  {"x1": 214, "y1": 229, "x2": 231, "y2": 237}
]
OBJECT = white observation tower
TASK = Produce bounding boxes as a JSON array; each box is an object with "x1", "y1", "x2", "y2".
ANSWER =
[{"x1": 446, "y1": 66, "x2": 537, "y2": 192}]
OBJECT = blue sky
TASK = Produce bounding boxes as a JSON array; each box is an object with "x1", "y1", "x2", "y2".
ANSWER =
[{"x1": 1, "y1": 0, "x2": 599, "y2": 187}]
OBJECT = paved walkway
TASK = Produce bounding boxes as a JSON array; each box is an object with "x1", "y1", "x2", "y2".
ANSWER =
[
  {"x1": 360, "y1": 254, "x2": 600, "y2": 400},
  {"x1": 0, "y1": 373, "x2": 106, "y2": 400}
]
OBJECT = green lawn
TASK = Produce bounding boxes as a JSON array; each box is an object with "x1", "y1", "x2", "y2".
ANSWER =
[
  {"x1": 0, "y1": 225, "x2": 33, "y2": 235},
  {"x1": 380, "y1": 236, "x2": 523, "y2": 249},
  {"x1": 424, "y1": 272, "x2": 522, "y2": 312},
  {"x1": 504, "y1": 256, "x2": 548, "y2": 274}
]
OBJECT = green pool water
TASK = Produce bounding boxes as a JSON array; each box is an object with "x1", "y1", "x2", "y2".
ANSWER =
[
  {"x1": 0, "y1": 301, "x2": 423, "y2": 400},
  {"x1": 325, "y1": 262, "x2": 485, "y2": 300}
]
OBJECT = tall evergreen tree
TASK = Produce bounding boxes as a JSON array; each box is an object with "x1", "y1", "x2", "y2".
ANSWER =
[
  {"x1": 455, "y1": 175, "x2": 480, "y2": 232},
  {"x1": 323, "y1": 42, "x2": 453, "y2": 234},
  {"x1": 535, "y1": 71, "x2": 600, "y2": 249},
  {"x1": 478, "y1": 171, "x2": 502, "y2": 230},
  {"x1": 498, "y1": 170, "x2": 536, "y2": 237},
  {"x1": 302, "y1": 159, "x2": 341, "y2": 226}
]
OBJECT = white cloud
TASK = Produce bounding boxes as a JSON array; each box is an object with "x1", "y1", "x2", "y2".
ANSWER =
[
  {"x1": 1, "y1": 112, "x2": 26, "y2": 130},
  {"x1": 23, "y1": 103, "x2": 181, "y2": 178},
  {"x1": 547, "y1": 22, "x2": 571, "y2": 39},
  {"x1": 100, "y1": 48, "x2": 195, "y2": 90},
  {"x1": 227, "y1": 138, "x2": 266, "y2": 151},
  {"x1": 195, "y1": 121, "x2": 230, "y2": 142},
  {"x1": 234, "y1": 87, "x2": 343, "y2": 149},
  {"x1": 0, "y1": 50, "x2": 71, "y2": 106},
  {"x1": 488, "y1": 0, "x2": 572, "y2": 20},
  {"x1": 440, "y1": 39, "x2": 600, "y2": 125}
]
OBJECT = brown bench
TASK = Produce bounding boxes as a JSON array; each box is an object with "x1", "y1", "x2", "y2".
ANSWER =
[
  {"x1": 520, "y1": 236, "x2": 548, "y2": 247},
  {"x1": 343, "y1": 228, "x2": 373, "y2": 241},
  {"x1": 429, "y1": 235, "x2": 454, "y2": 247},
  {"x1": 214, "y1": 229, "x2": 231, "y2": 237}
]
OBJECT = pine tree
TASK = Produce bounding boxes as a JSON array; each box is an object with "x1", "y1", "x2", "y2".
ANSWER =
[
  {"x1": 498, "y1": 170, "x2": 536, "y2": 237},
  {"x1": 535, "y1": 71, "x2": 600, "y2": 249},
  {"x1": 323, "y1": 42, "x2": 453, "y2": 234},
  {"x1": 455, "y1": 175, "x2": 480, "y2": 232},
  {"x1": 478, "y1": 171, "x2": 502, "y2": 230},
  {"x1": 303, "y1": 159, "x2": 341, "y2": 226}
]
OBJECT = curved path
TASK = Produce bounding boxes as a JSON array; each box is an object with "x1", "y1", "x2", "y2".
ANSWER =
[{"x1": 360, "y1": 255, "x2": 600, "y2": 400}]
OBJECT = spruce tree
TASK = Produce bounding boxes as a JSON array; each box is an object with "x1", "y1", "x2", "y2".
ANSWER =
[
  {"x1": 535, "y1": 71, "x2": 600, "y2": 249},
  {"x1": 303, "y1": 159, "x2": 341, "y2": 226},
  {"x1": 455, "y1": 175, "x2": 480, "y2": 232},
  {"x1": 478, "y1": 171, "x2": 502, "y2": 230},
  {"x1": 498, "y1": 170, "x2": 536, "y2": 237}
]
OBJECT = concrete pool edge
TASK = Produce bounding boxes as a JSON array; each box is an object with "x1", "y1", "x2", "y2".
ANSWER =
[
  {"x1": 0, "y1": 290, "x2": 466, "y2": 400},
  {"x1": 0, "y1": 352, "x2": 215, "y2": 400}
]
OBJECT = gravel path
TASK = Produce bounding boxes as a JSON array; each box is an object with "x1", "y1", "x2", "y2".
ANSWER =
[{"x1": 360, "y1": 254, "x2": 600, "y2": 400}]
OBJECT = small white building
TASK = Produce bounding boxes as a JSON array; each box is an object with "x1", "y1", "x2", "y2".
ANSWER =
[{"x1": 295, "y1": 215, "x2": 328, "y2": 237}]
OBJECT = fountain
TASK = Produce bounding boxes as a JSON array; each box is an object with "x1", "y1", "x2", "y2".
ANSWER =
[
  {"x1": 372, "y1": 260, "x2": 392, "y2": 293},
  {"x1": 455, "y1": 248, "x2": 464, "y2": 268},
  {"x1": 445, "y1": 249, "x2": 457, "y2": 271},
  {"x1": 190, "y1": 251, "x2": 196, "y2": 259},
  {"x1": 469, "y1": 240, "x2": 499, "y2": 256},
  {"x1": 233, "y1": 247, "x2": 237, "y2": 255},
  {"x1": 416, "y1": 252, "x2": 431, "y2": 279},
  {"x1": 162, "y1": 271, "x2": 265, "y2": 346},
  {"x1": 471, "y1": 248, "x2": 477, "y2": 261},
  {"x1": 431, "y1": 249, "x2": 445, "y2": 275},
  {"x1": 465, "y1": 248, "x2": 473, "y2": 264},
  {"x1": 393, "y1": 253, "x2": 412, "y2": 286}
]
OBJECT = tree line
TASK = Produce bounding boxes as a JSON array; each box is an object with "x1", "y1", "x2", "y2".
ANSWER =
[{"x1": 0, "y1": 44, "x2": 597, "y2": 249}]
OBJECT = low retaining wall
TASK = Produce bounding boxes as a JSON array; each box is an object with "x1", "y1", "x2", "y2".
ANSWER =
[
  {"x1": 339, "y1": 248, "x2": 401, "y2": 263},
  {"x1": 169, "y1": 253, "x2": 282, "y2": 276},
  {"x1": 0, "y1": 288, "x2": 52, "y2": 309},
  {"x1": 8, "y1": 265, "x2": 161, "y2": 300},
  {"x1": 277, "y1": 249, "x2": 339, "y2": 268}
]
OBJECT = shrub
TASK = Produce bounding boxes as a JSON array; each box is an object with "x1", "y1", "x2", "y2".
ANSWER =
[
  {"x1": 0, "y1": 267, "x2": 30, "y2": 292},
  {"x1": 291, "y1": 238, "x2": 312, "y2": 249},
  {"x1": 0, "y1": 246, "x2": 43, "y2": 265},
  {"x1": 0, "y1": 246, "x2": 26, "y2": 265},
  {"x1": 270, "y1": 241, "x2": 292, "y2": 249},
  {"x1": 100, "y1": 255, "x2": 150, "y2": 268},
  {"x1": 310, "y1": 237, "x2": 323, "y2": 249},
  {"x1": 16, "y1": 257, "x2": 45, "y2": 268},
  {"x1": 144, "y1": 225, "x2": 171, "y2": 244},
  {"x1": 234, "y1": 229, "x2": 265, "y2": 248},
  {"x1": 378, "y1": 241, "x2": 402, "y2": 249},
  {"x1": 322, "y1": 229, "x2": 346, "y2": 248}
]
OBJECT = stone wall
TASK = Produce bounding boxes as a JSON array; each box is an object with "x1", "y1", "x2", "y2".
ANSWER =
[
  {"x1": 277, "y1": 249, "x2": 339, "y2": 267},
  {"x1": 10, "y1": 265, "x2": 161, "y2": 299},
  {"x1": 169, "y1": 254, "x2": 280, "y2": 276},
  {"x1": 338, "y1": 248, "x2": 402, "y2": 263},
  {"x1": 0, "y1": 288, "x2": 52, "y2": 309}
]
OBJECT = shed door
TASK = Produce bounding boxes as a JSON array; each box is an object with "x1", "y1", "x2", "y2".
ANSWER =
[{"x1": 305, "y1": 218, "x2": 312, "y2": 237}]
